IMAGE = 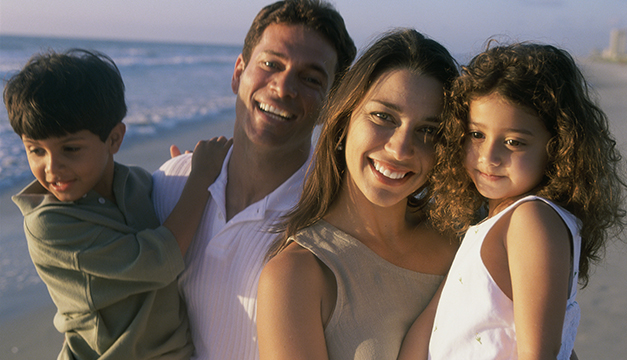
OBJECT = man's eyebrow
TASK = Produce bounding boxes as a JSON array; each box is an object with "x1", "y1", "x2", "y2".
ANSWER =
[{"x1": 261, "y1": 50, "x2": 330, "y2": 77}]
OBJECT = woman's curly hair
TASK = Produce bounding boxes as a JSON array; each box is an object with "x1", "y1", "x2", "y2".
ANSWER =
[{"x1": 430, "y1": 41, "x2": 627, "y2": 286}]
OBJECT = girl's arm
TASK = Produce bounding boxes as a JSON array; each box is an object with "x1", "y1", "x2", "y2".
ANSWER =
[
  {"x1": 257, "y1": 242, "x2": 335, "y2": 360},
  {"x1": 506, "y1": 201, "x2": 572, "y2": 360},
  {"x1": 397, "y1": 279, "x2": 444, "y2": 360},
  {"x1": 162, "y1": 136, "x2": 231, "y2": 255}
]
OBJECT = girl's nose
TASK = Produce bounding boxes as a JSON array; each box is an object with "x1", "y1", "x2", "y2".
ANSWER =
[{"x1": 479, "y1": 141, "x2": 502, "y2": 166}]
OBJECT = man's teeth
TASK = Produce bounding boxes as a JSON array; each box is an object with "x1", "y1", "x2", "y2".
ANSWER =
[
  {"x1": 373, "y1": 161, "x2": 407, "y2": 180},
  {"x1": 259, "y1": 103, "x2": 291, "y2": 119}
]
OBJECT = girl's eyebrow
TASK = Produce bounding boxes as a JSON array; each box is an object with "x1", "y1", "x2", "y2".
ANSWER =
[{"x1": 468, "y1": 121, "x2": 535, "y2": 136}]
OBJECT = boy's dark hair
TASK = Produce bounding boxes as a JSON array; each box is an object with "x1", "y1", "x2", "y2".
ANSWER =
[
  {"x1": 242, "y1": 0, "x2": 356, "y2": 88},
  {"x1": 4, "y1": 49, "x2": 127, "y2": 142}
]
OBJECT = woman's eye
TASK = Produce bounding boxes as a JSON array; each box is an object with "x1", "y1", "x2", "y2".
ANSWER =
[
  {"x1": 505, "y1": 139, "x2": 522, "y2": 147},
  {"x1": 373, "y1": 112, "x2": 392, "y2": 122}
]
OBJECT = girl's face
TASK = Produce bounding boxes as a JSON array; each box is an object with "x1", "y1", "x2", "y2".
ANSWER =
[
  {"x1": 343, "y1": 68, "x2": 444, "y2": 209},
  {"x1": 464, "y1": 93, "x2": 551, "y2": 209}
]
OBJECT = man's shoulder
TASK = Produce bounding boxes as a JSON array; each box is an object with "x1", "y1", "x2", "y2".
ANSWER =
[{"x1": 157, "y1": 153, "x2": 193, "y2": 175}]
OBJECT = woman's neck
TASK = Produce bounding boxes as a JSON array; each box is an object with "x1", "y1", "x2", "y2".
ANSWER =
[{"x1": 323, "y1": 183, "x2": 411, "y2": 248}]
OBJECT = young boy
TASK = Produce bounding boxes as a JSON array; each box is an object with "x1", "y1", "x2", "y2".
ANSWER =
[{"x1": 4, "y1": 49, "x2": 230, "y2": 359}]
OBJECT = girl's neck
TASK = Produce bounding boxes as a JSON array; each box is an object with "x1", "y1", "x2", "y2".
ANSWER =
[{"x1": 487, "y1": 192, "x2": 537, "y2": 217}]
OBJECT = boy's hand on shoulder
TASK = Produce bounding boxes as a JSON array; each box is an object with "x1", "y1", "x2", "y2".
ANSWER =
[
  {"x1": 170, "y1": 145, "x2": 186, "y2": 158},
  {"x1": 190, "y1": 136, "x2": 232, "y2": 184}
]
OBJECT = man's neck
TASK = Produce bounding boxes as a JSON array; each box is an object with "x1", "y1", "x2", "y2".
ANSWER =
[{"x1": 224, "y1": 141, "x2": 310, "y2": 221}]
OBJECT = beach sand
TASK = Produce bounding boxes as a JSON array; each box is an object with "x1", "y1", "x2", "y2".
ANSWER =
[{"x1": 1, "y1": 61, "x2": 626, "y2": 359}]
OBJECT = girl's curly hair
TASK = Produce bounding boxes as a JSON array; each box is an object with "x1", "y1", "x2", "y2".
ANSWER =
[{"x1": 430, "y1": 42, "x2": 627, "y2": 286}]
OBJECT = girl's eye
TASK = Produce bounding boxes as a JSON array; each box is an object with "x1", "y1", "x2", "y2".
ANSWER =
[{"x1": 468, "y1": 131, "x2": 484, "y2": 139}]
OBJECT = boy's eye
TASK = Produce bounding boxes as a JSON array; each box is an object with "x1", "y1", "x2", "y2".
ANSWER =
[
  {"x1": 64, "y1": 146, "x2": 80, "y2": 152},
  {"x1": 28, "y1": 148, "x2": 45, "y2": 156}
]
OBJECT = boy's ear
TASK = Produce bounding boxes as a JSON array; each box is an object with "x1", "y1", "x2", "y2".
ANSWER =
[
  {"x1": 108, "y1": 123, "x2": 126, "y2": 154},
  {"x1": 231, "y1": 54, "x2": 246, "y2": 95}
]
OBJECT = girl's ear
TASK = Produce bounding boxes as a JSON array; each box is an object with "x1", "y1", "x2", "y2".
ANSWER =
[{"x1": 108, "y1": 122, "x2": 126, "y2": 154}]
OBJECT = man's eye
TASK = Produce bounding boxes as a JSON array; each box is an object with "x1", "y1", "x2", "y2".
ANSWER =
[
  {"x1": 263, "y1": 61, "x2": 278, "y2": 69},
  {"x1": 303, "y1": 76, "x2": 322, "y2": 86}
]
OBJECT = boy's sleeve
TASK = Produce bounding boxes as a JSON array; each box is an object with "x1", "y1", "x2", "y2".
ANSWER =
[{"x1": 24, "y1": 207, "x2": 184, "y2": 294}]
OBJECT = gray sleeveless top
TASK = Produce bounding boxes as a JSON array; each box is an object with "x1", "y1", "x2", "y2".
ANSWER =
[{"x1": 291, "y1": 220, "x2": 444, "y2": 360}]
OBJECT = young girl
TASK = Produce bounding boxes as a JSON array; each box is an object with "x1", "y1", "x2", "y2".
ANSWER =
[
  {"x1": 256, "y1": 29, "x2": 460, "y2": 359},
  {"x1": 398, "y1": 43, "x2": 626, "y2": 360}
]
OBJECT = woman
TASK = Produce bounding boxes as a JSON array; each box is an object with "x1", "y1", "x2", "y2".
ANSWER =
[{"x1": 257, "y1": 29, "x2": 459, "y2": 359}]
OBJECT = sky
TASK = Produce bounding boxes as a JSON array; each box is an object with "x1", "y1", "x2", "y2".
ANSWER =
[{"x1": 1, "y1": 0, "x2": 626, "y2": 57}]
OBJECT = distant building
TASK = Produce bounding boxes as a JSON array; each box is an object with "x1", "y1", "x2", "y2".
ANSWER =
[{"x1": 601, "y1": 28, "x2": 627, "y2": 62}]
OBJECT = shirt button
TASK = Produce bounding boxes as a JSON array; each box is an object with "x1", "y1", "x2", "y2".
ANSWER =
[
  {"x1": 98, "y1": 198, "x2": 106, "y2": 204},
  {"x1": 218, "y1": 213, "x2": 224, "y2": 220}
]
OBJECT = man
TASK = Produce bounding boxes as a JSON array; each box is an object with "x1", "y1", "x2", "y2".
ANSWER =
[{"x1": 152, "y1": 1, "x2": 355, "y2": 359}]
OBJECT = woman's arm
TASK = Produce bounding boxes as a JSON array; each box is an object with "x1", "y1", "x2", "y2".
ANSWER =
[
  {"x1": 257, "y1": 242, "x2": 336, "y2": 360},
  {"x1": 506, "y1": 201, "x2": 572, "y2": 360}
]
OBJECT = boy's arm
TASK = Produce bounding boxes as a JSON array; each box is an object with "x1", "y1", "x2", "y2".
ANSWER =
[
  {"x1": 161, "y1": 136, "x2": 232, "y2": 255},
  {"x1": 397, "y1": 279, "x2": 444, "y2": 360},
  {"x1": 507, "y1": 201, "x2": 571, "y2": 360}
]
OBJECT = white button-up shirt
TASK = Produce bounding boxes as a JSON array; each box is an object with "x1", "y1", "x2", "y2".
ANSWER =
[{"x1": 152, "y1": 148, "x2": 309, "y2": 360}]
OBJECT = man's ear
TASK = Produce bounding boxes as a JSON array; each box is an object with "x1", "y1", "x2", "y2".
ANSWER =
[
  {"x1": 231, "y1": 54, "x2": 246, "y2": 95},
  {"x1": 108, "y1": 122, "x2": 126, "y2": 155}
]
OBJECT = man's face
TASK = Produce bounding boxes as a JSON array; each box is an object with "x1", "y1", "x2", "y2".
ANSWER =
[{"x1": 231, "y1": 23, "x2": 338, "y2": 153}]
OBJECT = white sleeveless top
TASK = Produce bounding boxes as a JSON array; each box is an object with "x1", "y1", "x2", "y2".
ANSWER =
[{"x1": 428, "y1": 196, "x2": 581, "y2": 360}]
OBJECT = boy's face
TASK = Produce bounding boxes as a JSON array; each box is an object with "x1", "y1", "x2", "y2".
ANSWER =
[{"x1": 21, "y1": 123, "x2": 125, "y2": 202}]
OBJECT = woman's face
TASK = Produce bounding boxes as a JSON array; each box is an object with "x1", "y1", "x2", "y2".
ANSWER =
[{"x1": 343, "y1": 68, "x2": 444, "y2": 208}]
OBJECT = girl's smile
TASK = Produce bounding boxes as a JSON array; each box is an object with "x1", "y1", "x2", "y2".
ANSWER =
[{"x1": 464, "y1": 93, "x2": 552, "y2": 212}]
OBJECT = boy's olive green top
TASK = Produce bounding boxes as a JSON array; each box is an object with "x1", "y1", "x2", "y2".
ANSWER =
[{"x1": 12, "y1": 163, "x2": 193, "y2": 360}]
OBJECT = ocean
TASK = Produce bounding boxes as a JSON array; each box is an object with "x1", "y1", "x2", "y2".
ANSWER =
[{"x1": 0, "y1": 35, "x2": 242, "y2": 190}]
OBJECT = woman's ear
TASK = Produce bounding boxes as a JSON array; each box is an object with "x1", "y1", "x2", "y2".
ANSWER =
[{"x1": 108, "y1": 122, "x2": 126, "y2": 154}]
